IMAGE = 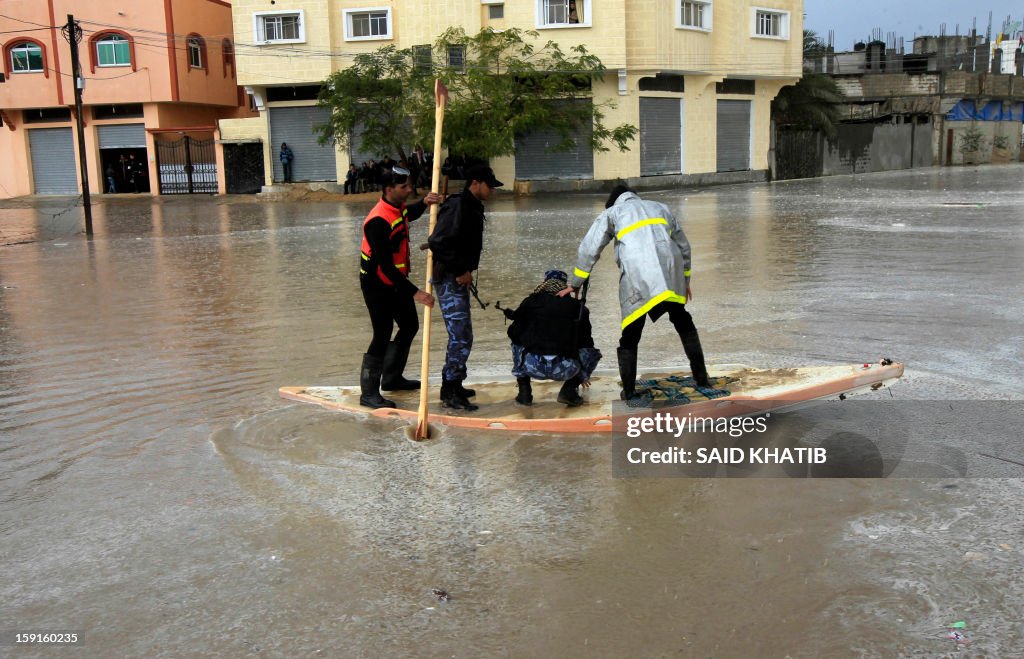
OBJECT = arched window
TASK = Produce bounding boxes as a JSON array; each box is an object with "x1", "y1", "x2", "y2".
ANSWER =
[
  {"x1": 3, "y1": 38, "x2": 48, "y2": 78},
  {"x1": 88, "y1": 31, "x2": 136, "y2": 73},
  {"x1": 222, "y1": 39, "x2": 234, "y2": 78},
  {"x1": 186, "y1": 34, "x2": 207, "y2": 73}
]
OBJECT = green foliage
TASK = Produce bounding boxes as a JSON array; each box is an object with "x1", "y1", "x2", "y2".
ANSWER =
[
  {"x1": 772, "y1": 73, "x2": 844, "y2": 138},
  {"x1": 316, "y1": 27, "x2": 636, "y2": 161},
  {"x1": 772, "y1": 29, "x2": 843, "y2": 137}
]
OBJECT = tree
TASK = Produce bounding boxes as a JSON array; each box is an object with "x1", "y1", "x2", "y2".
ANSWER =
[
  {"x1": 772, "y1": 30, "x2": 844, "y2": 137},
  {"x1": 316, "y1": 27, "x2": 636, "y2": 162}
]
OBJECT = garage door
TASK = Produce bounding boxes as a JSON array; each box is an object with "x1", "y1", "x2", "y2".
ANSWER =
[
  {"x1": 514, "y1": 100, "x2": 594, "y2": 180},
  {"x1": 716, "y1": 100, "x2": 751, "y2": 172},
  {"x1": 268, "y1": 105, "x2": 336, "y2": 182},
  {"x1": 97, "y1": 123, "x2": 146, "y2": 149},
  {"x1": 29, "y1": 128, "x2": 77, "y2": 194},
  {"x1": 640, "y1": 97, "x2": 682, "y2": 176}
]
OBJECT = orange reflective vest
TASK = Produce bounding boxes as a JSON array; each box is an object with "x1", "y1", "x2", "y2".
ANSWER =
[{"x1": 360, "y1": 198, "x2": 410, "y2": 286}]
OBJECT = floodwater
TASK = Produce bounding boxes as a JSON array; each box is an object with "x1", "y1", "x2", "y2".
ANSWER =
[{"x1": 1, "y1": 165, "x2": 1023, "y2": 656}]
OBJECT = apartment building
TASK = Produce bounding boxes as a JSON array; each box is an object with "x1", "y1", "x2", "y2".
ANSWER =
[
  {"x1": 228, "y1": 0, "x2": 803, "y2": 190},
  {"x1": 0, "y1": 0, "x2": 252, "y2": 198}
]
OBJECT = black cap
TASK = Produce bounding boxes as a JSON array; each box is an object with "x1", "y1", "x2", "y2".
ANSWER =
[{"x1": 465, "y1": 165, "x2": 504, "y2": 188}]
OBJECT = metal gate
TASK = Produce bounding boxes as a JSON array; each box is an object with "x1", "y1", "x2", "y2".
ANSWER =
[
  {"x1": 716, "y1": 100, "x2": 751, "y2": 172},
  {"x1": 223, "y1": 142, "x2": 265, "y2": 194},
  {"x1": 640, "y1": 97, "x2": 683, "y2": 176},
  {"x1": 514, "y1": 100, "x2": 594, "y2": 180},
  {"x1": 155, "y1": 136, "x2": 218, "y2": 194},
  {"x1": 29, "y1": 127, "x2": 77, "y2": 194},
  {"x1": 268, "y1": 105, "x2": 336, "y2": 182}
]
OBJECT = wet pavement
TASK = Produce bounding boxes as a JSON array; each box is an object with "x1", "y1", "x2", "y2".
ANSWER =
[{"x1": 1, "y1": 165, "x2": 1023, "y2": 655}]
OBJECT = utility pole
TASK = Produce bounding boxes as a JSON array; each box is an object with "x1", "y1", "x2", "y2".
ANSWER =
[{"x1": 62, "y1": 14, "x2": 93, "y2": 236}]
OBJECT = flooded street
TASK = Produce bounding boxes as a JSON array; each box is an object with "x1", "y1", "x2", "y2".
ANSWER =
[{"x1": 2, "y1": 165, "x2": 1023, "y2": 655}]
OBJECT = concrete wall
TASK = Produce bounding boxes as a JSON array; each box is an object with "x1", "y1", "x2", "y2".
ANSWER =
[
  {"x1": 942, "y1": 120, "x2": 1023, "y2": 165},
  {"x1": 774, "y1": 120, "x2": 934, "y2": 180}
]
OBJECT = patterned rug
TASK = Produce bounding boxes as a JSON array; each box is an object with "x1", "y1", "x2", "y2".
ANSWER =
[{"x1": 625, "y1": 374, "x2": 737, "y2": 408}]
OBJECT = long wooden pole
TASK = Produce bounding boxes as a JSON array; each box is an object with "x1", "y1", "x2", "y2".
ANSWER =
[{"x1": 414, "y1": 80, "x2": 448, "y2": 441}]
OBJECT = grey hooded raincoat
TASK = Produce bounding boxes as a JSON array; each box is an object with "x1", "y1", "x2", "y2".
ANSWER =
[{"x1": 569, "y1": 191, "x2": 692, "y2": 329}]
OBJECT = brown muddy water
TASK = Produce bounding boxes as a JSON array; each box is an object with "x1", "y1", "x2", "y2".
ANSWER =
[{"x1": 1, "y1": 165, "x2": 1023, "y2": 656}]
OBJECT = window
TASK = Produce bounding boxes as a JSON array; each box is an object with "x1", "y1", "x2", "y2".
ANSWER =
[
  {"x1": 222, "y1": 39, "x2": 234, "y2": 77},
  {"x1": 753, "y1": 8, "x2": 789, "y2": 39},
  {"x1": 412, "y1": 44, "x2": 432, "y2": 73},
  {"x1": 344, "y1": 8, "x2": 392, "y2": 41},
  {"x1": 678, "y1": 1, "x2": 711, "y2": 31},
  {"x1": 537, "y1": 0, "x2": 590, "y2": 28},
  {"x1": 188, "y1": 37, "x2": 203, "y2": 69},
  {"x1": 447, "y1": 45, "x2": 465, "y2": 71},
  {"x1": 23, "y1": 107, "x2": 71, "y2": 123},
  {"x1": 92, "y1": 104, "x2": 144, "y2": 120},
  {"x1": 488, "y1": 5, "x2": 504, "y2": 20},
  {"x1": 96, "y1": 34, "x2": 131, "y2": 67},
  {"x1": 11, "y1": 42, "x2": 44, "y2": 73},
  {"x1": 254, "y1": 11, "x2": 305, "y2": 44}
]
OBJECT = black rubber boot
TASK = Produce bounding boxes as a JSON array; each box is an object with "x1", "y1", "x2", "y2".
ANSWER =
[
  {"x1": 359, "y1": 353, "x2": 396, "y2": 409},
  {"x1": 441, "y1": 380, "x2": 478, "y2": 411},
  {"x1": 515, "y1": 377, "x2": 533, "y2": 406},
  {"x1": 680, "y1": 330, "x2": 711, "y2": 388},
  {"x1": 557, "y1": 374, "x2": 585, "y2": 407},
  {"x1": 457, "y1": 383, "x2": 476, "y2": 398},
  {"x1": 617, "y1": 347, "x2": 638, "y2": 400},
  {"x1": 381, "y1": 341, "x2": 420, "y2": 391}
]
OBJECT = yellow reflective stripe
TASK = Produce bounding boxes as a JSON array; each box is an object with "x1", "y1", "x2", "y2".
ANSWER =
[
  {"x1": 359, "y1": 268, "x2": 368, "y2": 275},
  {"x1": 574, "y1": 267, "x2": 590, "y2": 280},
  {"x1": 390, "y1": 217, "x2": 404, "y2": 229},
  {"x1": 361, "y1": 252, "x2": 370, "y2": 261},
  {"x1": 395, "y1": 263, "x2": 407, "y2": 269},
  {"x1": 621, "y1": 290, "x2": 688, "y2": 329},
  {"x1": 616, "y1": 217, "x2": 668, "y2": 241},
  {"x1": 684, "y1": 270, "x2": 691, "y2": 278}
]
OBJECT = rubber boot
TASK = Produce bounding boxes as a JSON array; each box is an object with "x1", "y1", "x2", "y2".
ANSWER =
[
  {"x1": 359, "y1": 353, "x2": 396, "y2": 409},
  {"x1": 515, "y1": 377, "x2": 533, "y2": 406},
  {"x1": 457, "y1": 383, "x2": 477, "y2": 398},
  {"x1": 441, "y1": 380, "x2": 478, "y2": 411},
  {"x1": 381, "y1": 341, "x2": 420, "y2": 391},
  {"x1": 680, "y1": 330, "x2": 711, "y2": 388},
  {"x1": 617, "y1": 347, "x2": 638, "y2": 400},
  {"x1": 557, "y1": 374, "x2": 585, "y2": 407}
]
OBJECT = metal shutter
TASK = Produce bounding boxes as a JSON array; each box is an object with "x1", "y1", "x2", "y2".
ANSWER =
[
  {"x1": 514, "y1": 100, "x2": 594, "y2": 180},
  {"x1": 640, "y1": 97, "x2": 682, "y2": 175},
  {"x1": 97, "y1": 123, "x2": 146, "y2": 149},
  {"x1": 349, "y1": 119, "x2": 380, "y2": 167},
  {"x1": 29, "y1": 128, "x2": 77, "y2": 194},
  {"x1": 716, "y1": 100, "x2": 751, "y2": 172},
  {"x1": 268, "y1": 105, "x2": 337, "y2": 182}
]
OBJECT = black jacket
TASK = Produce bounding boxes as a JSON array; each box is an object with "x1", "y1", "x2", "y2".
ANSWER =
[
  {"x1": 428, "y1": 189, "x2": 485, "y2": 277},
  {"x1": 508, "y1": 292, "x2": 594, "y2": 358}
]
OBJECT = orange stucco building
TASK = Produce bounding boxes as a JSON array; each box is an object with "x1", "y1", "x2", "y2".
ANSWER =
[{"x1": 0, "y1": 0, "x2": 253, "y2": 198}]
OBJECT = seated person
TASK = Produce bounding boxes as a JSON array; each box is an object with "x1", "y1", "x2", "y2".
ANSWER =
[{"x1": 504, "y1": 270, "x2": 602, "y2": 407}]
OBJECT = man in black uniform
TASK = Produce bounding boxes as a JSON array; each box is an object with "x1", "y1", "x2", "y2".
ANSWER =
[
  {"x1": 359, "y1": 166, "x2": 440, "y2": 408},
  {"x1": 505, "y1": 270, "x2": 602, "y2": 406},
  {"x1": 427, "y1": 164, "x2": 503, "y2": 411}
]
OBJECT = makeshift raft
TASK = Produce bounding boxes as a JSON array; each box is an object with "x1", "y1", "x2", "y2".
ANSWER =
[{"x1": 279, "y1": 361, "x2": 904, "y2": 433}]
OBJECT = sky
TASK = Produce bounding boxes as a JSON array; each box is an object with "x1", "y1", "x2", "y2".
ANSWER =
[{"x1": 803, "y1": 0, "x2": 1024, "y2": 51}]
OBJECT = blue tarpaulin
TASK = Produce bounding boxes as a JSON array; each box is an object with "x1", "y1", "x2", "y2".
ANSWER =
[{"x1": 946, "y1": 100, "x2": 1024, "y2": 121}]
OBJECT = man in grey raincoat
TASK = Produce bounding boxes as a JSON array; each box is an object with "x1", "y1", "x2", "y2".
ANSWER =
[{"x1": 561, "y1": 185, "x2": 715, "y2": 400}]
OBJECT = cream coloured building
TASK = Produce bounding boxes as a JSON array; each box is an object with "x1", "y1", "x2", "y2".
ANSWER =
[{"x1": 227, "y1": 0, "x2": 803, "y2": 190}]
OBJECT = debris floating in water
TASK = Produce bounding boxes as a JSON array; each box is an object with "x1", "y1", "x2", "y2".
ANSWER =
[{"x1": 431, "y1": 588, "x2": 449, "y2": 602}]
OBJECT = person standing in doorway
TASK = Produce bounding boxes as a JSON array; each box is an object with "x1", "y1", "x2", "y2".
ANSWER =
[
  {"x1": 358, "y1": 166, "x2": 441, "y2": 408},
  {"x1": 427, "y1": 164, "x2": 504, "y2": 411},
  {"x1": 279, "y1": 142, "x2": 294, "y2": 183}
]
